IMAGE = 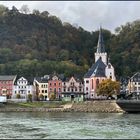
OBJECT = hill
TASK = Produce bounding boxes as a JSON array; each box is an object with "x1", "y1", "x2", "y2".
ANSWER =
[{"x1": 0, "y1": 5, "x2": 139, "y2": 79}]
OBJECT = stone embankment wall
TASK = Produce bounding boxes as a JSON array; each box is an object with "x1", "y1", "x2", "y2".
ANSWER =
[
  {"x1": 0, "y1": 100, "x2": 124, "y2": 113},
  {"x1": 70, "y1": 100, "x2": 124, "y2": 113}
]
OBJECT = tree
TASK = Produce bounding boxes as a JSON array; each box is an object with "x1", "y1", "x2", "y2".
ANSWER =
[
  {"x1": 32, "y1": 9, "x2": 40, "y2": 15},
  {"x1": 16, "y1": 93, "x2": 21, "y2": 99},
  {"x1": 20, "y1": 5, "x2": 30, "y2": 14},
  {"x1": 96, "y1": 79, "x2": 120, "y2": 98},
  {"x1": 39, "y1": 94, "x2": 44, "y2": 101},
  {"x1": 49, "y1": 92, "x2": 56, "y2": 100},
  {"x1": 40, "y1": 11, "x2": 49, "y2": 18},
  {"x1": 0, "y1": 4, "x2": 8, "y2": 16},
  {"x1": 28, "y1": 93, "x2": 32, "y2": 102}
]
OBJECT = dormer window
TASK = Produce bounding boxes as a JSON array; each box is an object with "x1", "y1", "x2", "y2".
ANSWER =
[{"x1": 108, "y1": 64, "x2": 111, "y2": 68}]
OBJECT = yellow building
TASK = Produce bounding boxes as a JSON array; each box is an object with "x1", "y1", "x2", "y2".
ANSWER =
[{"x1": 33, "y1": 75, "x2": 49, "y2": 101}]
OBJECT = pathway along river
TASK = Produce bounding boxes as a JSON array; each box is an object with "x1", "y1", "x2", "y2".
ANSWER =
[{"x1": 0, "y1": 112, "x2": 140, "y2": 139}]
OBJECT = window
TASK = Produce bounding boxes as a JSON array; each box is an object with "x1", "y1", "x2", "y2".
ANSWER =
[
  {"x1": 64, "y1": 82, "x2": 65, "y2": 85},
  {"x1": 96, "y1": 79, "x2": 99, "y2": 87},
  {"x1": 72, "y1": 88, "x2": 73, "y2": 92},
  {"x1": 50, "y1": 83, "x2": 52, "y2": 86},
  {"x1": 92, "y1": 79, "x2": 94, "y2": 89},
  {"x1": 75, "y1": 88, "x2": 77, "y2": 91},
  {"x1": 59, "y1": 88, "x2": 61, "y2": 92},
  {"x1": 108, "y1": 64, "x2": 111, "y2": 68},
  {"x1": 79, "y1": 88, "x2": 81, "y2": 92},
  {"x1": 45, "y1": 90, "x2": 47, "y2": 93},
  {"x1": 50, "y1": 88, "x2": 52, "y2": 91},
  {"x1": 54, "y1": 83, "x2": 56, "y2": 86},
  {"x1": 86, "y1": 87, "x2": 88, "y2": 91},
  {"x1": 41, "y1": 85, "x2": 43, "y2": 88},
  {"x1": 28, "y1": 91, "x2": 30, "y2": 93},
  {"x1": 59, "y1": 83, "x2": 61, "y2": 86},
  {"x1": 64, "y1": 88, "x2": 66, "y2": 92},
  {"x1": 86, "y1": 80, "x2": 89, "y2": 83},
  {"x1": 68, "y1": 88, "x2": 70, "y2": 91},
  {"x1": 42, "y1": 90, "x2": 44, "y2": 93},
  {"x1": 15, "y1": 91, "x2": 16, "y2": 94}
]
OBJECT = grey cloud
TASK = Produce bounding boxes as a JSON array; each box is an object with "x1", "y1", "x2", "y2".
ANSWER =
[{"x1": 1, "y1": 1, "x2": 140, "y2": 33}]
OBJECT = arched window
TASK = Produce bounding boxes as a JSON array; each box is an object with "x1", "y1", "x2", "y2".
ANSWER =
[
  {"x1": 92, "y1": 79, "x2": 94, "y2": 89},
  {"x1": 96, "y1": 79, "x2": 99, "y2": 87},
  {"x1": 108, "y1": 64, "x2": 111, "y2": 68}
]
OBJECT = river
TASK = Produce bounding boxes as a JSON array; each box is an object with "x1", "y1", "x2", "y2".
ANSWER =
[{"x1": 0, "y1": 112, "x2": 139, "y2": 139}]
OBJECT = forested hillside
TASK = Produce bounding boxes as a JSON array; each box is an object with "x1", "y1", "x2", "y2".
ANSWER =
[{"x1": 0, "y1": 5, "x2": 139, "y2": 79}]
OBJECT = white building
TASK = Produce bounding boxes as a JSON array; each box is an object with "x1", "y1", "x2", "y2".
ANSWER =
[
  {"x1": 127, "y1": 72, "x2": 140, "y2": 94},
  {"x1": 12, "y1": 77, "x2": 35, "y2": 101},
  {"x1": 84, "y1": 26, "x2": 116, "y2": 99}
]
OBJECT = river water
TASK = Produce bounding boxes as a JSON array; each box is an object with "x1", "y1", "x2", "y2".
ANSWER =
[{"x1": 0, "y1": 112, "x2": 139, "y2": 139}]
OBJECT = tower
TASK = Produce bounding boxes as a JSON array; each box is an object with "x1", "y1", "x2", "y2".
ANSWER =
[{"x1": 95, "y1": 26, "x2": 107, "y2": 65}]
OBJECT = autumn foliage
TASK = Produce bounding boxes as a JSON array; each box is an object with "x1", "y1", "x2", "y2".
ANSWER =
[{"x1": 96, "y1": 79, "x2": 120, "y2": 97}]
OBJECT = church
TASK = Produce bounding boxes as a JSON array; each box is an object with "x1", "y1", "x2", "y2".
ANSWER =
[{"x1": 84, "y1": 27, "x2": 116, "y2": 99}]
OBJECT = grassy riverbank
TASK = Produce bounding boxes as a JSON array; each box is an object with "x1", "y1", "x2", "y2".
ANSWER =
[
  {"x1": 0, "y1": 100, "x2": 124, "y2": 113},
  {"x1": 0, "y1": 101, "x2": 69, "y2": 108}
]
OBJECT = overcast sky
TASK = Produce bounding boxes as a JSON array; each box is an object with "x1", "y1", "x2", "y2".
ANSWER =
[{"x1": 1, "y1": 1, "x2": 140, "y2": 33}]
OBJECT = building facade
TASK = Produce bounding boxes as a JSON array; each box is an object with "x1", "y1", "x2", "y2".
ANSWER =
[
  {"x1": 0, "y1": 75, "x2": 17, "y2": 99},
  {"x1": 61, "y1": 76, "x2": 84, "y2": 102},
  {"x1": 127, "y1": 72, "x2": 140, "y2": 94},
  {"x1": 12, "y1": 77, "x2": 35, "y2": 100},
  {"x1": 48, "y1": 74, "x2": 62, "y2": 99},
  {"x1": 33, "y1": 75, "x2": 49, "y2": 101},
  {"x1": 84, "y1": 27, "x2": 116, "y2": 99}
]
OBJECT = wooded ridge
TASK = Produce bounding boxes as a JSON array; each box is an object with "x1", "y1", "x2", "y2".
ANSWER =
[{"x1": 0, "y1": 5, "x2": 139, "y2": 80}]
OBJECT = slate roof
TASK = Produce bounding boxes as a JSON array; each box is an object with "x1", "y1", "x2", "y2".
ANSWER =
[
  {"x1": 0, "y1": 75, "x2": 17, "y2": 81},
  {"x1": 130, "y1": 72, "x2": 140, "y2": 82},
  {"x1": 84, "y1": 58, "x2": 106, "y2": 78},
  {"x1": 14, "y1": 76, "x2": 34, "y2": 85},
  {"x1": 96, "y1": 26, "x2": 105, "y2": 53},
  {"x1": 34, "y1": 76, "x2": 49, "y2": 83}
]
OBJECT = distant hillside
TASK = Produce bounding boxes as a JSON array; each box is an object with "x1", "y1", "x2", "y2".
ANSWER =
[{"x1": 0, "y1": 5, "x2": 139, "y2": 79}]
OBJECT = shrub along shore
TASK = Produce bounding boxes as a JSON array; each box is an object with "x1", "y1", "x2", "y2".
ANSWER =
[{"x1": 0, "y1": 100, "x2": 124, "y2": 113}]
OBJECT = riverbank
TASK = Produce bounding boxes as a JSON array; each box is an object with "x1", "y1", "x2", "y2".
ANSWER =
[{"x1": 0, "y1": 100, "x2": 124, "y2": 113}]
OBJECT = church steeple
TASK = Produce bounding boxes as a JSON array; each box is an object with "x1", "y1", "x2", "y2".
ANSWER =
[
  {"x1": 96, "y1": 26, "x2": 105, "y2": 53},
  {"x1": 95, "y1": 26, "x2": 107, "y2": 65}
]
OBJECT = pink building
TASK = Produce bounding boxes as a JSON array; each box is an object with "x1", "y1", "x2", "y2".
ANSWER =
[
  {"x1": 0, "y1": 75, "x2": 17, "y2": 98},
  {"x1": 48, "y1": 74, "x2": 62, "y2": 99}
]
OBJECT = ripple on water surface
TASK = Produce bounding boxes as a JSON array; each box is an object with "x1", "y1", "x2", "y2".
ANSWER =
[{"x1": 0, "y1": 112, "x2": 140, "y2": 139}]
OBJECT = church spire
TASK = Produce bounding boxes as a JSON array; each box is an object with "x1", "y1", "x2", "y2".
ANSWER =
[{"x1": 96, "y1": 26, "x2": 105, "y2": 53}]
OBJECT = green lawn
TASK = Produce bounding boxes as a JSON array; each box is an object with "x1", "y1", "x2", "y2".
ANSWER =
[{"x1": 3, "y1": 101, "x2": 69, "y2": 108}]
